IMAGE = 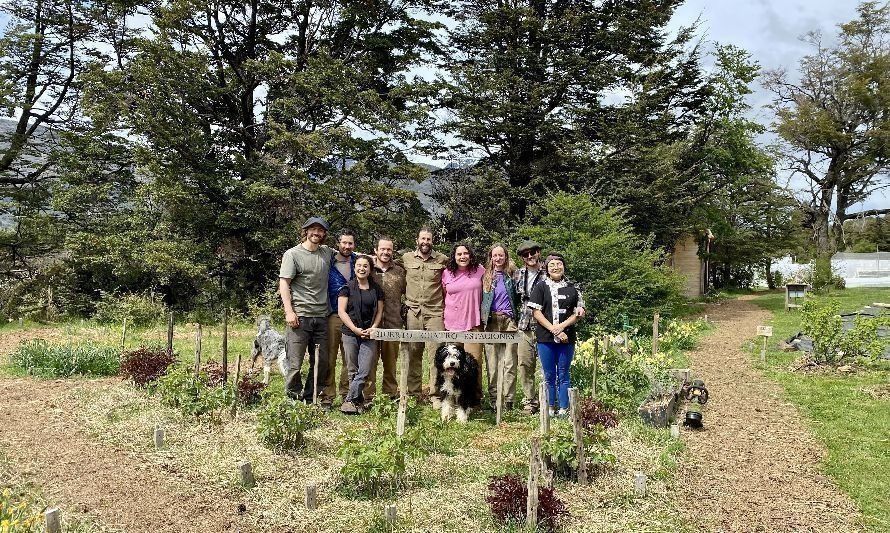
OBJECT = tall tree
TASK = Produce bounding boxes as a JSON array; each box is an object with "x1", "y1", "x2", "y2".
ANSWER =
[{"x1": 765, "y1": 1, "x2": 890, "y2": 254}]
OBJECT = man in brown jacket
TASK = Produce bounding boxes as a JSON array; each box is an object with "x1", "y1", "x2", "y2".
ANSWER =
[{"x1": 365, "y1": 236, "x2": 407, "y2": 401}]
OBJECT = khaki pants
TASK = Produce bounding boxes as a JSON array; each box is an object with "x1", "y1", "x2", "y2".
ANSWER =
[
  {"x1": 323, "y1": 314, "x2": 349, "y2": 401},
  {"x1": 403, "y1": 311, "x2": 444, "y2": 396},
  {"x1": 517, "y1": 329, "x2": 538, "y2": 405},
  {"x1": 365, "y1": 340, "x2": 400, "y2": 399},
  {"x1": 484, "y1": 314, "x2": 518, "y2": 403}
]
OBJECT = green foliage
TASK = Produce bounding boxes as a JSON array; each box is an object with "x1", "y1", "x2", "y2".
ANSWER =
[
  {"x1": 0, "y1": 488, "x2": 42, "y2": 532},
  {"x1": 518, "y1": 193, "x2": 684, "y2": 335},
  {"x1": 336, "y1": 427, "x2": 420, "y2": 498},
  {"x1": 810, "y1": 256, "x2": 845, "y2": 293},
  {"x1": 93, "y1": 291, "x2": 167, "y2": 327},
  {"x1": 10, "y1": 340, "x2": 120, "y2": 378},
  {"x1": 155, "y1": 367, "x2": 234, "y2": 422},
  {"x1": 801, "y1": 299, "x2": 844, "y2": 363},
  {"x1": 256, "y1": 394, "x2": 323, "y2": 452},
  {"x1": 541, "y1": 418, "x2": 615, "y2": 478},
  {"x1": 840, "y1": 316, "x2": 890, "y2": 361}
]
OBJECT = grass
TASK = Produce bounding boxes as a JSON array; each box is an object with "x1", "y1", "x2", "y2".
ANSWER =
[{"x1": 752, "y1": 287, "x2": 890, "y2": 531}]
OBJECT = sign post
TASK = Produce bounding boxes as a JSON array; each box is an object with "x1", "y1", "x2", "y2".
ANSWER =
[{"x1": 757, "y1": 325, "x2": 773, "y2": 363}]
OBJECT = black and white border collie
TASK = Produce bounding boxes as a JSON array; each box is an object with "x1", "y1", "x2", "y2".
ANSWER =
[
  {"x1": 250, "y1": 316, "x2": 290, "y2": 384},
  {"x1": 434, "y1": 344, "x2": 481, "y2": 423}
]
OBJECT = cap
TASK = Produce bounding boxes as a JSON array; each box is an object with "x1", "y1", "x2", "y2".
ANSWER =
[
  {"x1": 517, "y1": 240, "x2": 542, "y2": 254},
  {"x1": 301, "y1": 217, "x2": 330, "y2": 231}
]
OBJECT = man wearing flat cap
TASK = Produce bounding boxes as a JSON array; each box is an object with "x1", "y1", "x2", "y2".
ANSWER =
[{"x1": 279, "y1": 217, "x2": 335, "y2": 403}]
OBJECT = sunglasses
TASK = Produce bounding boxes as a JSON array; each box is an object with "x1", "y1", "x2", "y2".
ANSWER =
[{"x1": 519, "y1": 249, "x2": 540, "y2": 258}]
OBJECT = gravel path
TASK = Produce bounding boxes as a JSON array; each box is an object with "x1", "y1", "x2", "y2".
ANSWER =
[{"x1": 675, "y1": 296, "x2": 863, "y2": 531}]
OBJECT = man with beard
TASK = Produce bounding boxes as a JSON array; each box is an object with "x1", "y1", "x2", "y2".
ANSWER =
[
  {"x1": 279, "y1": 217, "x2": 335, "y2": 402},
  {"x1": 365, "y1": 236, "x2": 406, "y2": 401},
  {"x1": 401, "y1": 227, "x2": 449, "y2": 398},
  {"x1": 322, "y1": 228, "x2": 357, "y2": 406}
]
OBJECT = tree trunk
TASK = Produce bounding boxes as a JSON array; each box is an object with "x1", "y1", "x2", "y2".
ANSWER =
[{"x1": 765, "y1": 259, "x2": 775, "y2": 289}]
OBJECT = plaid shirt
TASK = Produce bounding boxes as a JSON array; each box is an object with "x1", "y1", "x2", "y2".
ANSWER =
[{"x1": 514, "y1": 266, "x2": 545, "y2": 331}]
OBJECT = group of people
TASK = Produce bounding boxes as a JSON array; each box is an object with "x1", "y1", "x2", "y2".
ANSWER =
[{"x1": 278, "y1": 217, "x2": 585, "y2": 417}]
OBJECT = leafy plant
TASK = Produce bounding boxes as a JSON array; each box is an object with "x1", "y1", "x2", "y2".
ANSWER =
[
  {"x1": 542, "y1": 417, "x2": 616, "y2": 480},
  {"x1": 237, "y1": 372, "x2": 267, "y2": 405},
  {"x1": 201, "y1": 361, "x2": 227, "y2": 387},
  {"x1": 120, "y1": 346, "x2": 176, "y2": 387},
  {"x1": 155, "y1": 367, "x2": 234, "y2": 421},
  {"x1": 801, "y1": 299, "x2": 844, "y2": 363},
  {"x1": 573, "y1": 340, "x2": 650, "y2": 413},
  {"x1": 256, "y1": 394, "x2": 322, "y2": 451},
  {"x1": 93, "y1": 291, "x2": 167, "y2": 327},
  {"x1": 577, "y1": 399, "x2": 618, "y2": 431},
  {"x1": 0, "y1": 488, "x2": 42, "y2": 532},
  {"x1": 485, "y1": 474, "x2": 567, "y2": 532},
  {"x1": 839, "y1": 315, "x2": 890, "y2": 361},
  {"x1": 10, "y1": 340, "x2": 120, "y2": 378}
]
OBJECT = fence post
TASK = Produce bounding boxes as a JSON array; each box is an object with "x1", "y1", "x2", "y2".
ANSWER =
[
  {"x1": 496, "y1": 356, "x2": 505, "y2": 424},
  {"x1": 652, "y1": 312, "x2": 660, "y2": 356},
  {"x1": 44, "y1": 508, "x2": 61, "y2": 533},
  {"x1": 120, "y1": 317, "x2": 128, "y2": 359},
  {"x1": 634, "y1": 472, "x2": 647, "y2": 496},
  {"x1": 538, "y1": 382, "x2": 549, "y2": 434},
  {"x1": 305, "y1": 482, "x2": 317, "y2": 510},
  {"x1": 384, "y1": 504, "x2": 397, "y2": 524},
  {"x1": 222, "y1": 308, "x2": 229, "y2": 384},
  {"x1": 527, "y1": 436, "x2": 541, "y2": 529},
  {"x1": 167, "y1": 312, "x2": 174, "y2": 354},
  {"x1": 239, "y1": 460, "x2": 255, "y2": 488},
  {"x1": 154, "y1": 425, "x2": 165, "y2": 449},
  {"x1": 592, "y1": 337, "x2": 600, "y2": 398},
  {"x1": 194, "y1": 324, "x2": 202, "y2": 376},
  {"x1": 568, "y1": 387, "x2": 587, "y2": 484},
  {"x1": 230, "y1": 349, "x2": 243, "y2": 419},
  {"x1": 397, "y1": 347, "x2": 408, "y2": 437}
]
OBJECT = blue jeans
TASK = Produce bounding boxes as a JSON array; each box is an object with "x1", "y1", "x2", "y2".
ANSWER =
[
  {"x1": 341, "y1": 334, "x2": 378, "y2": 404},
  {"x1": 537, "y1": 342, "x2": 575, "y2": 410}
]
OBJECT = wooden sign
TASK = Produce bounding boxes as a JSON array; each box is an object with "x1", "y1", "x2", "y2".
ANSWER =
[
  {"x1": 371, "y1": 329, "x2": 520, "y2": 343},
  {"x1": 757, "y1": 326, "x2": 773, "y2": 337}
]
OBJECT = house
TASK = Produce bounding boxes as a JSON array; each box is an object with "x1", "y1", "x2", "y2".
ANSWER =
[{"x1": 666, "y1": 232, "x2": 713, "y2": 298}]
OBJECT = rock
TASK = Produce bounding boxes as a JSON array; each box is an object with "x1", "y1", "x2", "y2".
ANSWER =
[
  {"x1": 638, "y1": 392, "x2": 680, "y2": 428},
  {"x1": 837, "y1": 365, "x2": 854, "y2": 373}
]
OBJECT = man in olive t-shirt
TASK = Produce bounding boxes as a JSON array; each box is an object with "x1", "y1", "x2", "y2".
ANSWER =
[{"x1": 279, "y1": 217, "x2": 334, "y2": 402}]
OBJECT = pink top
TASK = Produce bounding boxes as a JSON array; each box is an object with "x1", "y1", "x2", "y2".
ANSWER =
[{"x1": 442, "y1": 266, "x2": 486, "y2": 331}]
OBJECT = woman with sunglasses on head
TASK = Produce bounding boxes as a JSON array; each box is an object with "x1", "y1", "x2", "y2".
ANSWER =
[
  {"x1": 527, "y1": 253, "x2": 583, "y2": 417},
  {"x1": 480, "y1": 243, "x2": 519, "y2": 411},
  {"x1": 442, "y1": 242, "x2": 486, "y2": 393}
]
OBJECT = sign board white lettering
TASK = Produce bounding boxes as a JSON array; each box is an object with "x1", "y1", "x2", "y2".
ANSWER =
[
  {"x1": 757, "y1": 326, "x2": 773, "y2": 337},
  {"x1": 371, "y1": 329, "x2": 521, "y2": 343}
]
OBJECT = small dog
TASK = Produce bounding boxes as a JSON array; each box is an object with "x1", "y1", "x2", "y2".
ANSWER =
[
  {"x1": 250, "y1": 317, "x2": 290, "y2": 384},
  {"x1": 434, "y1": 344, "x2": 481, "y2": 423}
]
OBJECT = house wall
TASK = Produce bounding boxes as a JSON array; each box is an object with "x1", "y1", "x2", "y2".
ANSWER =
[{"x1": 669, "y1": 235, "x2": 703, "y2": 298}]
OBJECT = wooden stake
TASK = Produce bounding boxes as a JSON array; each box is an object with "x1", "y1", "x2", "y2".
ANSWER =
[
  {"x1": 305, "y1": 483, "x2": 317, "y2": 510},
  {"x1": 166, "y1": 312, "x2": 174, "y2": 354},
  {"x1": 397, "y1": 348, "x2": 408, "y2": 437},
  {"x1": 527, "y1": 436, "x2": 541, "y2": 529},
  {"x1": 761, "y1": 336, "x2": 767, "y2": 363},
  {"x1": 652, "y1": 312, "x2": 660, "y2": 356},
  {"x1": 384, "y1": 503, "x2": 397, "y2": 524},
  {"x1": 568, "y1": 387, "x2": 587, "y2": 484},
  {"x1": 239, "y1": 460, "x2": 255, "y2": 488},
  {"x1": 634, "y1": 472, "x2": 647, "y2": 496},
  {"x1": 120, "y1": 317, "x2": 128, "y2": 358},
  {"x1": 495, "y1": 356, "x2": 505, "y2": 425},
  {"x1": 222, "y1": 308, "x2": 229, "y2": 384},
  {"x1": 194, "y1": 324, "x2": 203, "y2": 375},
  {"x1": 312, "y1": 348, "x2": 319, "y2": 406},
  {"x1": 230, "y1": 349, "x2": 243, "y2": 419},
  {"x1": 44, "y1": 508, "x2": 61, "y2": 533},
  {"x1": 592, "y1": 337, "x2": 600, "y2": 398},
  {"x1": 670, "y1": 424, "x2": 680, "y2": 439},
  {"x1": 154, "y1": 426, "x2": 165, "y2": 449},
  {"x1": 18, "y1": 317, "x2": 23, "y2": 328},
  {"x1": 538, "y1": 382, "x2": 549, "y2": 434}
]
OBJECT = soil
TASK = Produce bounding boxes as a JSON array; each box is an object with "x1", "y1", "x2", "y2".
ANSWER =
[
  {"x1": 0, "y1": 329, "x2": 252, "y2": 533},
  {"x1": 674, "y1": 296, "x2": 863, "y2": 531}
]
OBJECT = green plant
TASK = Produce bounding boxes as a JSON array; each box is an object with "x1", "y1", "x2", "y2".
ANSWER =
[
  {"x1": 0, "y1": 488, "x2": 42, "y2": 532},
  {"x1": 839, "y1": 315, "x2": 890, "y2": 361},
  {"x1": 10, "y1": 340, "x2": 120, "y2": 377},
  {"x1": 120, "y1": 346, "x2": 176, "y2": 386},
  {"x1": 337, "y1": 428, "x2": 414, "y2": 498},
  {"x1": 93, "y1": 291, "x2": 167, "y2": 327},
  {"x1": 541, "y1": 419, "x2": 615, "y2": 479},
  {"x1": 801, "y1": 299, "x2": 844, "y2": 363},
  {"x1": 155, "y1": 367, "x2": 234, "y2": 421},
  {"x1": 256, "y1": 394, "x2": 322, "y2": 451},
  {"x1": 573, "y1": 340, "x2": 650, "y2": 413},
  {"x1": 237, "y1": 372, "x2": 267, "y2": 405}
]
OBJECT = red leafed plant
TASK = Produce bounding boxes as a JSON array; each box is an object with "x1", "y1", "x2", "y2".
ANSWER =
[
  {"x1": 201, "y1": 361, "x2": 227, "y2": 387},
  {"x1": 578, "y1": 398, "x2": 618, "y2": 432},
  {"x1": 486, "y1": 474, "x2": 567, "y2": 531},
  {"x1": 237, "y1": 372, "x2": 267, "y2": 405},
  {"x1": 120, "y1": 346, "x2": 176, "y2": 387}
]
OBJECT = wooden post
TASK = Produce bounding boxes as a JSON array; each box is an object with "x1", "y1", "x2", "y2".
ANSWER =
[
  {"x1": 120, "y1": 317, "x2": 128, "y2": 358},
  {"x1": 670, "y1": 424, "x2": 680, "y2": 439},
  {"x1": 194, "y1": 324, "x2": 203, "y2": 375},
  {"x1": 538, "y1": 382, "x2": 549, "y2": 434},
  {"x1": 527, "y1": 436, "x2": 541, "y2": 529},
  {"x1": 222, "y1": 308, "x2": 229, "y2": 384},
  {"x1": 239, "y1": 460, "x2": 255, "y2": 488},
  {"x1": 305, "y1": 483, "x2": 317, "y2": 510},
  {"x1": 603, "y1": 336, "x2": 610, "y2": 353},
  {"x1": 18, "y1": 317, "x2": 23, "y2": 328},
  {"x1": 652, "y1": 312, "x2": 660, "y2": 356},
  {"x1": 592, "y1": 337, "x2": 600, "y2": 398},
  {"x1": 230, "y1": 350, "x2": 243, "y2": 419},
  {"x1": 703, "y1": 314, "x2": 708, "y2": 323},
  {"x1": 396, "y1": 347, "x2": 408, "y2": 437},
  {"x1": 761, "y1": 336, "x2": 767, "y2": 363},
  {"x1": 312, "y1": 348, "x2": 319, "y2": 406},
  {"x1": 634, "y1": 472, "x2": 647, "y2": 496},
  {"x1": 496, "y1": 356, "x2": 506, "y2": 424},
  {"x1": 154, "y1": 426, "x2": 165, "y2": 449},
  {"x1": 44, "y1": 508, "x2": 61, "y2": 533},
  {"x1": 166, "y1": 312, "x2": 174, "y2": 354},
  {"x1": 384, "y1": 504, "x2": 397, "y2": 524},
  {"x1": 568, "y1": 387, "x2": 587, "y2": 484}
]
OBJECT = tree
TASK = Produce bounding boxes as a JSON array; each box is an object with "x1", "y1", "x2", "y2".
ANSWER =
[{"x1": 765, "y1": 1, "x2": 890, "y2": 255}]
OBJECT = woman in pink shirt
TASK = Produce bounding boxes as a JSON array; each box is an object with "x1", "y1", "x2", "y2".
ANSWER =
[{"x1": 442, "y1": 242, "x2": 486, "y2": 391}]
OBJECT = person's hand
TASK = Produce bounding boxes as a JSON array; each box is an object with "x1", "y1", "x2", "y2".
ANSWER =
[
  {"x1": 360, "y1": 328, "x2": 372, "y2": 339},
  {"x1": 557, "y1": 332, "x2": 568, "y2": 343},
  {"x1": 550, "y1": 324, "x2": 563, "y2": 336},
  {"x1": 286, "y1": 311, "x2": 299, "y2": 328},
  {"x1": 576, "y1": 307, "x2": 586, "y2": 318}
]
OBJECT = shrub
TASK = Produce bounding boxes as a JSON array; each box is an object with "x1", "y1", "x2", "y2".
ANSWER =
[
  {"x1": 202, "y1": 361, "x2": 227, "y2": 387},
  {"x1": 256, "y1": 394, "x2": 322, "y2": 451},
  {"x1": 120, "y1": 346, "x2": 176, "y2": 386},
  {"x1": 10, "y1": 340, "x2": 120, "y2": 377},
  {"x1": 573, "y1": 340, "x2": 650, "y2": 413},
  {"x1": 839, "y1": 315, "x2": 890, "y2": 361},
  {"x1": 541, "y1": 419, "x2": 615, "y2": 479},
  {"x1": 155, "y1": 367, "x2": 234, "y2": 421},
  {"x1": 486, "y1": 474, "x2": 567, "y2": 532},
  {"x1": 578, "y1": 399, "x2": 618, "y2": 431},
  {"x1": 93, "y1": 291, "x2": 167, "y2": 327},
  {"x1": 801, "y1": 299, "x2": 844, "y2": 363},
  {"x1": 0, "y1": 488, "x2": 42, "y2": 532},
  {"x1": 237, "y1": 372, "x2": 267, "y2": 405}
]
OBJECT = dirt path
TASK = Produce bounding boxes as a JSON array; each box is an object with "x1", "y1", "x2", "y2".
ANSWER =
[
  {"x1": 0, "y1": 328, "x2": 253, "y2": 533},
  {"x1": 675, "y1": 296, "x2": 862, "y2": 532}
]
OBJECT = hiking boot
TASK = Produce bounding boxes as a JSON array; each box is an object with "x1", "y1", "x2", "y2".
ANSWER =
[{"x1": 340, "y1": 400, "x2": 359, "y2": 415}]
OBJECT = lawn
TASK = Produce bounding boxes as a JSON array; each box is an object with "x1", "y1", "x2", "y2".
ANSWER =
[{"x1": 752, "y1": 287, "x2": 890, "y2": 532}]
